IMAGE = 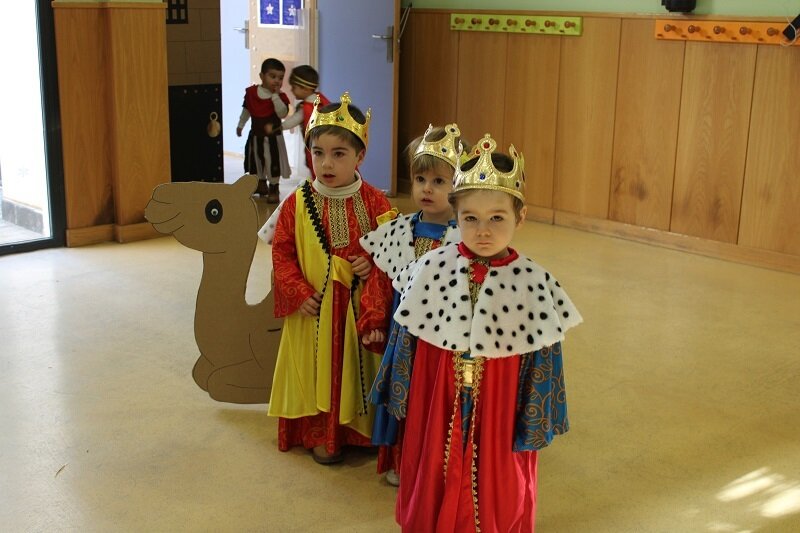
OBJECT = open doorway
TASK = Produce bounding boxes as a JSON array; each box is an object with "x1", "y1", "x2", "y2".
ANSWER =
[
  {"x1": 221, "y1": 0, "x2": 314, "y2": 191},
  {"x1": 219, "y1": 0, "x2": 398, "y2": 193},
  {"x1": 0, "y1": 1, "x2": 65, "y2": 254}
]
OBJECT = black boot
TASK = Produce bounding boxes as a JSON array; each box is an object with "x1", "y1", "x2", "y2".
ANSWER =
[
  {"x1": 266, "y1": 183, "x2": 279, "y2": 204},
  {"x1": 255, "y1": 179, "x2": 270, "y2": 197}
]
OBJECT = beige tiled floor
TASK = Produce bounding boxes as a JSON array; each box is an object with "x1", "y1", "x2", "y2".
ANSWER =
[{"x1": 1, "y1": 195, "x2": 799, "y2": 531}]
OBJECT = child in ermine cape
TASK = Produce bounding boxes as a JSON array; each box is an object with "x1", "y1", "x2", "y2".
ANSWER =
[
  {"x1": 393, "y1": 134, "x2": 582, "y2": 532},
  {"x1": 360, "y1": 124, "x2": 465, "y2": 487},
  {"x1": 236, "y1": 57, "x2": 291, "y2": 202},
  {"x1": 268, "y1": 91, "x2": 394, "y2": 464}
]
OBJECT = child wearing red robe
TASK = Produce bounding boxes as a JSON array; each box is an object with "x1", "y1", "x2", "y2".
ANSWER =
[
  {"x1": 393, "y1": 134, "x2": 582, "y2": 531},
  {"x1": 268, "y1": 92, "x2": 394, "y2": 464},
  {"x1": 360, "y1": 124, "x2": 465, "y2": 487}
]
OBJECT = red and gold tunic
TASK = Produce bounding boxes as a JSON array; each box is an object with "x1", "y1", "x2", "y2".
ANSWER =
[{"x1": 269, "y1": 177, "x2": 393, "y2": 455}]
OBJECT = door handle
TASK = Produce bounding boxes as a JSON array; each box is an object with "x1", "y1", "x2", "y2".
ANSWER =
[
  {"x1": 234, "y1": 20, "x2": 249, "y2": 49},
  {"x1": 372, "y1": 26, "x2": 394, "y2": 63}
]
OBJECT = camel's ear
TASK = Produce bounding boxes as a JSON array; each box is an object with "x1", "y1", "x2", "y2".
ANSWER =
[{"x1": 233, "y1": 174, "x2": 258, "y2": 195}]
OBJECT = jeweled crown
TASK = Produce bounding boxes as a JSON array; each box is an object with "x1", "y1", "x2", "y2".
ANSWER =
[
  {"x1": 305, "y1": 91, "x2": 371, "y2": 148},
  {"x1": 453, "y1": 133, "x2": 525, "y2": 201},
  {"x1": 413, "y1": 123, "x2": 463, "y2": 169}
]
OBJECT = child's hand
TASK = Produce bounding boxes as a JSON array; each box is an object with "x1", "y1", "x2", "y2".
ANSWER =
[
  {"x1": 264, "y1": 123, "x2": 274, "y2": 135},
  {"x1": 236, "y1": 127, "x2": 243, "y2": 137},
  {"x1": 349, "y1": 255, "x2": 372, "y2": 278},
  {"x1": 299, "y1": 293, "x2": 323, "y2": 317},
  {"x1": 362, "y1": 330, "x2": 385, "y2": 345}
]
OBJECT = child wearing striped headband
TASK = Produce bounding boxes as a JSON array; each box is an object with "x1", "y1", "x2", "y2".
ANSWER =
[{"x1": 278, "y1": 65, "x2": 330, "y2": 179}]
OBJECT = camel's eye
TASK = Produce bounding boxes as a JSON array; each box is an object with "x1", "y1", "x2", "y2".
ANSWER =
[{"x1": 205, "y1": 199, "x2": 223, "y2": 224}]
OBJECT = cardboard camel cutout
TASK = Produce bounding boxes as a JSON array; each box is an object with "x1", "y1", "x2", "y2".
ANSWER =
[{"x1": 145, "y1": 175, "x2": 281, "y2": 404}]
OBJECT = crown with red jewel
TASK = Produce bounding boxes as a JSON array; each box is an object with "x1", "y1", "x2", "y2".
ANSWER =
[
  {"x1": 305, "y1": 91, "x2": 371, "y2": 148},
  {"x1": 453, "y1": 133, "x2": 525, "y2": 201},
  {"x1": 413, "y1": 123, "x2": 463, "y2": 169}
]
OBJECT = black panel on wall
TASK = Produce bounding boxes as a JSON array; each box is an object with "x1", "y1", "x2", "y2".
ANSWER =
[{"x1": 168, "y1": 84, "x2": 223, "y2": 183}]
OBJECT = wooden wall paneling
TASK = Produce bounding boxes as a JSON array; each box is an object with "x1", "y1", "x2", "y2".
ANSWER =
[
  {"x1": 609, "y1": 19, "x2": 684, "y2": 231},
  {"x1": 53, "y1": 7, "x2": 114, "y2": 231},
  {"x1": 397, "y1": 8, "x2": 415, "y2": 183},
  {"x1": 65, "y1": 224, "x2": 115, "y2": 248},
  {"x1": 670, "y1": 42, "x2": 756, "y2": 243},
  {"x1": 398, "y1": 12, "x2": 458, "y2": 190},
  {"x1": 553, "y1": 17, "x2": 621, "y2": 219},
  {"x1": 408, "y1": 13, "x2": 459, "y2": 140},
  {"x1": 503, "y1": 33, "x2": 561, "y2": 209},
  {"x1": 107, "y1": 7, "x2": 171, "y2": 228},
  {"x1": 555, "y1": 210, "x2": 800, "y2": 274},
  {"x1": 456, "y1": 31, "x2": 508, "y2": 148},
  {"x1": 738, "y1": 45, "x2": 800, "y2": 256}
]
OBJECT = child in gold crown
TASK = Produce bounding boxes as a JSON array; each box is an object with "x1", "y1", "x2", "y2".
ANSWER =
[
  {"x1": 360, "y1": 124, "x2": 466, "y2": 487},
  {"x1": 268, "y1": 92, "x2": 395, "y2": 464},
  {"x1": 393, "y1": 134, "x2": 582, "y2": 532}
]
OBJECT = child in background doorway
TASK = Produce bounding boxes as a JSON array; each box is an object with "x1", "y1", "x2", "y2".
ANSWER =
[
  {"x1": 360, "y1": 124, "x2": 465, "y2": 487},
  {"x1": 268, "y1": 92, "x2": 395, "y2": 465},
  {"x1": 236, "y1": 57, "x2": 291, "y2": 203},
  {"x1": 255, "y1": 66, "x2": 329, "y2": 243},
  {"x1": 277, "y1": 64, "x2": 330, "y2": 179},
  {"x1": 393, "y1": 133, "x2": 583, "y2": 532}
]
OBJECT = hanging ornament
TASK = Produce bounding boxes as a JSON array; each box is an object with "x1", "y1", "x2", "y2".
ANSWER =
[{"x1": 207, "y1": 111, "x2": 221, "y2": 138}]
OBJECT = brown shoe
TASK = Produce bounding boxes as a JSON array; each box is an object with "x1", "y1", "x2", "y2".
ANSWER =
[
  {"x1": 266, "y1": 183, "x2": 279, "y2": 204},
  {"x1": 312, "y1": 445, "x2": 343, "y2": 465}
]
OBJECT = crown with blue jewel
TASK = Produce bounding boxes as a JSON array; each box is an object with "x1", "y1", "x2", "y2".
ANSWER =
[{"x1": 453, "y1": 133, "x2": 525, "y2": 201}]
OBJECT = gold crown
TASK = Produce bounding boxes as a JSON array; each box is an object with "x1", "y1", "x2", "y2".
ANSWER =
[
  {"x1": 305, "y1": 91, "x2": 371, "y2": 148},
  {"x1": 453, "y1": 133, "x2": 525, "y2": 201},
  {"x1": 413, "y1": 123, "x2": 463, "y2": 169}
]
